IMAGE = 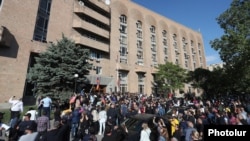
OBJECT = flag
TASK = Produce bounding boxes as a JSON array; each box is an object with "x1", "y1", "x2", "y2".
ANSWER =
[
  {"x1": 117, "y1": 76, "x2": 120, "y2": 88},
  {"x1": 96, "y1": 77, "x2": 100, "y2": 90}
]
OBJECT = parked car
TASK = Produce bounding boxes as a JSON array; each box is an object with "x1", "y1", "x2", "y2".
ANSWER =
[{"x1": 121, "y1": 113, "x2": 171, "y2": 141}]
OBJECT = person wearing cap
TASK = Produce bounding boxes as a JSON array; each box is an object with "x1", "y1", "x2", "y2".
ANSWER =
[
  {"x1": 18, "y1": 122, "x2": 38, "y2": 141},
  {"x1": 16, "y1": 113, "x2": 37, "y2": 138}
]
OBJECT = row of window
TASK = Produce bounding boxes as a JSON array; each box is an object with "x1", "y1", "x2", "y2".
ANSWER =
[
  {"x1": 120, "y1": 14, "x2": 204, "y2": 69},
  {"x1": 118, "y1": 71, "x2": 145, "y2": 94}
]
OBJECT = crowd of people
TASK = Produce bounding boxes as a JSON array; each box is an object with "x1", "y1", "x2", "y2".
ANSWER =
[{"x1": 0, "y1": 92, "x2": 250, "y2": 141}]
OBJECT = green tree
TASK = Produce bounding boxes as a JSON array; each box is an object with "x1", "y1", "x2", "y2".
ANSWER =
[
  {"x1": 187, "y1": 68, "x2": 210, "y2": 92},
  {"x1": 155, "y1": 62, "x2": 187, "y2": 96},
  {"x1": 210, "y1": 0, "x2": 250, "y2": 93},
  {"x1": 27, "y1": 35, "x2": 92, "y2": 101},
  {"x1": 187, "y1": 67, "x2": 233, "y2": 98}
]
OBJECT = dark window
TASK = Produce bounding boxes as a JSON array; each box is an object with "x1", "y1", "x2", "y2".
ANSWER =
[
  {"x1": 23, "y1": 52, "x2": 39, "y2": 96},
  {"x1": 33, "y1": 0, "x2": 52, "y2": 42}
]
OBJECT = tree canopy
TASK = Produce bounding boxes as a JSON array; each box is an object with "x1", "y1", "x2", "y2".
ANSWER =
[
  {"x1": 27, "y1": 35, "x2": 92, "y2": 100},
  {"x1": 210, "y1": 0, "x2": 250, "y2": 94},
  {"x1": 155, "y1": 62, "x2": 187, "y2": 96}
]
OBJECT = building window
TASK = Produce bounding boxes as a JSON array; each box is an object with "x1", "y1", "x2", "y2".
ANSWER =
[
  {"x1": 150, "y1": 26, "x2": 155, "y2": 33},
  {"x1": 136, "y1": 30, "x2": 142, "y2": 39},
  {"x1": 120, "y1": 15, "x2": 127, "y2": 24},
  {"x1": 119, "y1": 25, "x2": 127, "y2": 34},
  {"x1": 119, "y1": 71, "x2": 128, "y2": 93},
  {"x1": 0, "y1": 0, "x2": 3, "y2": 11},
  {"x1": 96, "y1": 66, "x2": 102, "y2": 75},
  {"x1": 138, "y1": 73, "x2": 144, "y2": 94},
  {"x1": 137, "y1": 40, "x2": 142, "y2": 49},
  {"x1": 119, "y1": 35, "x2": 127, "y2": 45},
  {"x1": 185, "y1": 60, "x2": 188, "y2": 68},
  {"x1": 137, "y1": 51, "x2": 143, "y2": 59},
  {"x1": 151, "y1": 44, "x2": 156, "y2": 52},
  {"x1": 175, "y1": 59, "x2": 179, "y2": 65},
  {"x1": 152, "y1": 54, "x2": 157, "y2": 62},
  {"x1": 162, "y1": 30, "x2": 167, "y2": 37},
  {"x1": 151, "y1": 35, "x2": 156, "y2": 43},
  {"x1": 33, "y1": 0, "x2": 52, "y2": 42},
  {"x1": 198, "y1": 43, "x2": 201, "y2": 49},
  {"x1": 119, "y1": 15, "x2": 128, "y2": 64},
  {"x1": 90, "y1": 51, "x2": 102, "y2": 60},
  {"x1": 173, "y1": 34, "x2": 177, "y2": 41},
  {"x1": 163, "y1": 39, "x2": 167, "y2": 46},
  {"x1": 190, "y1": 40, "x2": 194, "y2": 46},
  {"x1": 138, "y1": 85, "x2": 144, "y2": 94},
  {"x1": 136, "y1": 21, "x2": 142, "y2": 29},
  {"x1": 119, "y1": 45, "x2": 128, "y2": 57},
  {"x1": 164, "y1": 47, "x2": 168, "y2": 55}
]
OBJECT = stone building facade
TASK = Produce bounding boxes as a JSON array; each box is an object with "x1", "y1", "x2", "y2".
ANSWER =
[{"x1": 0, "y1": 0, "x2": 206, "y2": 103}]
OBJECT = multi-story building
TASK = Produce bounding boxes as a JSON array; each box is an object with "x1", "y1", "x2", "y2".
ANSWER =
[
  {"x1": 0, "y1": 0, "x2": 206, "y2": 103},
  {"x1": 207, "y1": 63, "x2": 224, "y2": 71}
]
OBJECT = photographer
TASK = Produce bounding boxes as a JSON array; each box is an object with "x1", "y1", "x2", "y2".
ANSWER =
[{"x1": 8, "y1": 96, "x2": 23, "y2": 120}]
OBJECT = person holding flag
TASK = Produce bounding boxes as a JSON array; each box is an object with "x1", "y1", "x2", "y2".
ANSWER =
[{"x1": 96, "y1": 77, "x2": 100, "y2": 90}]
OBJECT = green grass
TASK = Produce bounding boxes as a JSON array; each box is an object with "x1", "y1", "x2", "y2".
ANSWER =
[
  {"x1": 1, "y1": 105, "x2": 55, "y2": 124},
  {"x1": 2, "y1": 105, "x2": 37, "y2": 124}
]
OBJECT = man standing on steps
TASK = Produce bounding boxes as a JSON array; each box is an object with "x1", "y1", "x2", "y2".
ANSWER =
[
  {"x1": 8, "y1": 96, "x2": 23, "y2": 121},
  {"x1": 41, "y1": 96, "x2": 52, "y2": 119}
]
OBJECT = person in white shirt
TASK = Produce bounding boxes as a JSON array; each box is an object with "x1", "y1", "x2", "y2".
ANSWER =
[
  {"x1": 24, "y1": 107, "x2": 38, "y2": 121},
  {"x1": 98, "y1": 106, "x2": 107, "y2": 135},
  {"x1": 41, "y1": 96, "x2": 52, "y2": 119},
  {"x1": 140, "y1": 122, "x2": 151, "y2": 141},
  {"x1": 8, "y1": 96, "x2": 23, "y2": 120}
]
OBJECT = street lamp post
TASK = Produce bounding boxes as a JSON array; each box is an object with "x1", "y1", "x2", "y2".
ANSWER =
[{"x1": 74, "y1": 74, "x2": 79, "y2": 93}]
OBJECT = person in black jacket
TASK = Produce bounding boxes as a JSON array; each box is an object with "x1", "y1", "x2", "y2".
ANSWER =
[
  {"x1": 107, "y1": 103, "x2": 118, "y2": 126},
  {"x1": 41, "y1": 120, "x2": 70, "y2": 141}
]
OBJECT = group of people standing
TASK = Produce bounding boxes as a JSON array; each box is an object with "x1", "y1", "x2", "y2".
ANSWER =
[
  {"x1": 0, "y1": 95, "x2": 57, "y2": 141},
  {"x1": 2, "y1": 92, "x2": 250, "y2": 141}
]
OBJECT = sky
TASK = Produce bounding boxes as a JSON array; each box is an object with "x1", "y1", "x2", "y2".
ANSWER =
[{"x1": 132, "y1": 0, "x2": 232, "y2": 65}]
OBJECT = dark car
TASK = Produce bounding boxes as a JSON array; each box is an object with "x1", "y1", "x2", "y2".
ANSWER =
[{"x1": 121, "y1": 113, "x2": 171, "y2": 141}]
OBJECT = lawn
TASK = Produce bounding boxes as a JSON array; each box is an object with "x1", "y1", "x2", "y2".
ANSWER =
[{"x1": 1, "y1": 105, "x2": 37, "y2": 124}]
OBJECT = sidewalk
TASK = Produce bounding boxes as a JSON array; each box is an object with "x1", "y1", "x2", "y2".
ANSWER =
[{"x1": 0, "y1": 103, "x2": 11, "y2": 110}]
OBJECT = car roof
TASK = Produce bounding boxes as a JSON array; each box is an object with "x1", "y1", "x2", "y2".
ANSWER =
[{"x1": 130, "y1": 113, "x2": 156, "y2": 121}]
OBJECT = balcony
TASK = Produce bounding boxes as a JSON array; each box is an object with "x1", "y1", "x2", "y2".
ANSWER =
[
  {"x1": 72, "y1": 17, "x2": 109, "y2": 38},
  {"x1": 72, "y1": 35, "x2": 109, "y2": 53},
  {"x1": 117, "y1": 63, "x2": 130, "y2": 71},
  {"x1": 73, "y1": 3, "x2": 110, "y2": 25},
  {"x1": 89, "y1": 0, "x2": 110, "y2": 12}
]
